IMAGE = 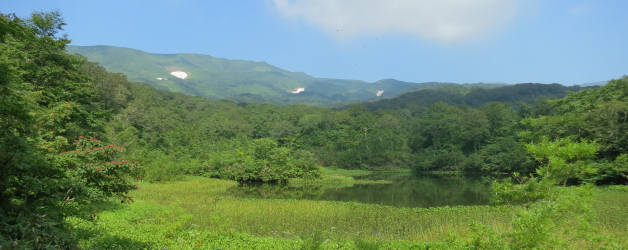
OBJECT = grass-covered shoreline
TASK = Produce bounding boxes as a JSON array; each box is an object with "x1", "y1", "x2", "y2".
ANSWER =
[
  {"x1": 288, "y1": 167, "x2": 394, "y2": 185},
  {"x1": 66, "y1": 177, "x2": 628, "y2": 249}
]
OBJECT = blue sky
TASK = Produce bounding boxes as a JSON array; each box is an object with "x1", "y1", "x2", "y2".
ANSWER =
[{"x1": 4, "y1": 0, "x2": 627, "y2": 84}]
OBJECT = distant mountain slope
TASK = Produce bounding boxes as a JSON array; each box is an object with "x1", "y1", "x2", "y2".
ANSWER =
[
  {"x1": 575, "y1": 81, "x2": 608, "y2": 87},
  {"x1": 68, "y1": 45, "x2": 446, "y2": 105},
  {"x1": 364, "y1": 83, "x2": 590, "y2": 112}
]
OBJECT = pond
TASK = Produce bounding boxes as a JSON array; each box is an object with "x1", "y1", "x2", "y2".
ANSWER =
[{"x1": 226, "y1": 172, "x2": 493, "y2": 208}]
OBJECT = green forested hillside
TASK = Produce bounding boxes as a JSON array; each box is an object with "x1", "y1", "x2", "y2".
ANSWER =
[
  {"x1": 365, "y1": 83, "x2": 589, "y2": 113},
  {"x1": 68, "y1": 45, "x2": 450, "y2": 106},
  {"x1": 69, "y1": 45, "x2": 584, "y2": 109}
]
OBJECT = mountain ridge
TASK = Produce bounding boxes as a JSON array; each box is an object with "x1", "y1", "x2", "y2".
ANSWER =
[
  {"x1": 69, "y1": 45, "x2": 601, "y2": 107},
  {"x1": 68, "y1": 45, "x2": 436, "y2": 105}
]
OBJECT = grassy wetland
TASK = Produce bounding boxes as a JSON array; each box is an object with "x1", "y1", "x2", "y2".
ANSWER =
[{"x1": 65, "y1": 176, "x2": 628, "y2": 249}]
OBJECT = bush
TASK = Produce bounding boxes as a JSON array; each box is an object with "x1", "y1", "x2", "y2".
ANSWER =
[
  {"x1": 206, "y1": 139, "x2": 321, "y2": 183},
  {"x1": 491, "y1": 174, "x2": 554, "y2": 205},
  {"x1": 53, "y1": 136, "x2": 139, "y2": 202}
]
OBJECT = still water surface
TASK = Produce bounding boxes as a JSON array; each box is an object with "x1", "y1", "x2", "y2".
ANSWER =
[{"x1": 227, "y1": 172, "x2": 492, "y2": 208}]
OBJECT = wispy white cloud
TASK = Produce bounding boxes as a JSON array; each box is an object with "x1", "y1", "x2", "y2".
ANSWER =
[{"x1": 272, "y1": 0, "x2": 519, "y2": 43}]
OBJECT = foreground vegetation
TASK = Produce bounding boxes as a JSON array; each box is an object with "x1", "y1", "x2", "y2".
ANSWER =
[{"x1": 66, "y1": 177, "x2": 628, "y2": 249}]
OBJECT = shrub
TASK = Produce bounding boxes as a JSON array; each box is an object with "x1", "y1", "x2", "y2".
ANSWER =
[
  {"x1": 205, "y1": 139, "x2": 321, "y2": 183},
  {"x1": 53, "y1": 136, "x2": 139, "y2": 202}
]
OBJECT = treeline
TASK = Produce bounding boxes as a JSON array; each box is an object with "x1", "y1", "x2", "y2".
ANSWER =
[{"x1": 96, "y1": 69, "x2": 624, "y2": 183}]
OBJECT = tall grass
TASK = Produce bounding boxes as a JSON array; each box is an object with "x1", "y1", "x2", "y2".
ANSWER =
[
  {"x1": 132, "y1": 176, "x2": 514, "y2": 241},
  {"x1": 70, "y1": 177, "x2": 628, "y2": 249},
  {"x1": 591, "y1": 185, "x2": 628, "y2": 239}
]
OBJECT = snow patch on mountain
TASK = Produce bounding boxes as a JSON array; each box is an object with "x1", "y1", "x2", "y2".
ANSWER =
[
  {"x1": 291, "y1": 87, "x2": 305, "y2": 94},
  {"x1": 376, "y1": 90, "x2": 384, "y2": 97},
  {"x1": 170, "y1": 71, "x2": 188, "y2": 79}
]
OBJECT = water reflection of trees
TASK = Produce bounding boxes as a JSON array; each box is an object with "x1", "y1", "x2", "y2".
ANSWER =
[
  {"x1": 226, "y1": 183, "x2": 354, "y2": 200},
  {"x1": 226, "y1": 175, "x2": 492, "y2": 208}
]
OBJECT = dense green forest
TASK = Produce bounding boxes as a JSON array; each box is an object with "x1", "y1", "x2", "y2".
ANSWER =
[
  {"x1": 1, "y1": 12, "x2": 627, "y2": 248},
  {"x1": 99, "y1": 70, "x2": 623, "y2": 183}
]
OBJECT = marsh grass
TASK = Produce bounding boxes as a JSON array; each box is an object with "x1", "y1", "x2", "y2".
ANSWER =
[
  {"x1": 290, "y1": 166, "x2": 393, "y2": 184},
  {"x1": 71, "y1": 177, "x2": 628, "y2": 249},
  {"x1": 67, "y1": 201, "x2": 301, "y2": 249},
  {"x1": 320, "y1": 166, "x2": 373, "y2": 177},
  {"x1": 289, "y1": 177, "x2": 392, "y2": 185},
  {"x1": 132, "y1": 176, "x2": 514, "y2": 241},
  {"x1": 591, "y1": 185, "x2": 628, "y2": 239}
]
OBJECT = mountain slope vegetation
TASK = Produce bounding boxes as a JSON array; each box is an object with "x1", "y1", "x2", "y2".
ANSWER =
[
  {"x1": 364, "y1": 83, "x2": 589, "y2": 113},
  {"x1": 68, "y1": 45, "x2": 449, "y2": 105}
]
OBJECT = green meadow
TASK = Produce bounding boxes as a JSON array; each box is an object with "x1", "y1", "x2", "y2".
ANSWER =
[{"x1": 66, "y1": 177, "x2": 628, "y2": 249}]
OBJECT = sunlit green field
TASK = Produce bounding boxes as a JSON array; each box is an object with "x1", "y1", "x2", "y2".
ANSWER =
[{"x1": 67, "y1": 177, "x2": 628, "y2": 249}]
